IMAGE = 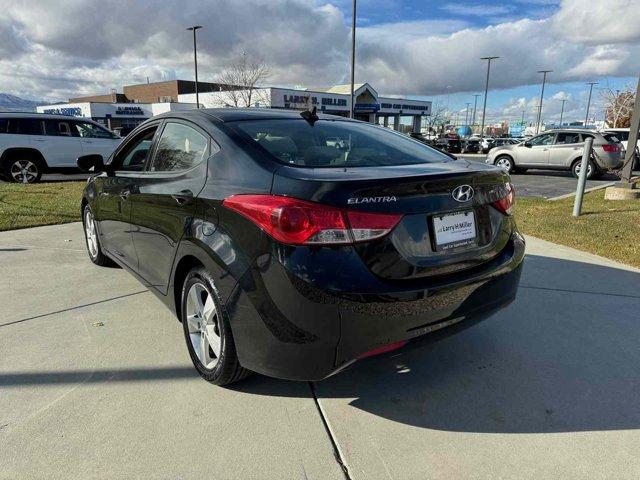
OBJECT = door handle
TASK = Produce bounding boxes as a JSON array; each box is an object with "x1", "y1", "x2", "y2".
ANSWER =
[
  {"x1": 171, "y1": 189, "x2": 194, "y2": 205},
  {"x1": 34, "y1": 138, "x2": 46, "y2": 142}
]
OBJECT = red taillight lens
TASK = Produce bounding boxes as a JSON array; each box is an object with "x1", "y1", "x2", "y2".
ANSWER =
[
  {"x1": 602, "y1": 144, "x2": 618, "y2": 152},
  {"x1": 358, "y1": 340, "x2": 408, "y2": 359},
  {"x1": 222, "y1": 194, "x2": 402, "y2": 245},
  {"x1": 492, "y1": 183, "x2": 515, "y2": 215}
]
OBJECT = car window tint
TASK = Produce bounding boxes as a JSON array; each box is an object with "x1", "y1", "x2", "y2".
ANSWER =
[
  {"x1": 74, "y1": 122, "x2": 114, "y2": 139},
  {"x1": 581, "y1": 134, "x2": 595, "y2": 141},
  {"x1": 0, "y1": 119, "x2": 8, "y2": 133},
  {"x1": 10, "y1": 118, "x2": 43, "y2": 135},
  {"x1": 231, "y1": 119, "x2": 450, "y2": 167},
  {"x1": 149, "y1": 122, "x2": 208, "y2": 172},
  {"x1": 530, "y1": 133, "x2": 555, "y2": 146},
  {"x1": 555, "y1": 132, "x2": 581, "y2": 144},
  {"x1": 603, "y1": 133, "x2": 621, "y2": 143},
  {"x1": 44, "y1": 120, "x2": 77, "y2": 137},
  {"x1": 114, "y1": 127, "x2": 158, "y2": 172}
]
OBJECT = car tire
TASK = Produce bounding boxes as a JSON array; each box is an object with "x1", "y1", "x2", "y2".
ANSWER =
[
  {"x1": 82, "y1": 204, "x2": 114, "y2": 267},
  {"x1": 3, "y1": 157, "x2": 43, "y2": 183},
  {"x1": 571, "y1": 158, "x2": 597, "y2": 179},
  {"x1": 181, "y1": 267, "x2": 251, "y2": 386},
  {"x1": 494, "y1": 155, "x2": 515, "y2": 173}
]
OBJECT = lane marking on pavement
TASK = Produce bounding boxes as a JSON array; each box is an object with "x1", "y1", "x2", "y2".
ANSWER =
[
  {"x1": 0, "y1": 243, "x2": 86, "y2": 252},
  {"x1": 520, "y1": 284, "x2": 640, "y2": 299},
  {"x1": 308, "y1": 381, "x2": 352, "y2": 480},
  {"x1": 547, "y1": 181, "x2": 616, "y2": 201},
  {"x1": 0, "y1": 290, "x2": 149, "y2": 328}
]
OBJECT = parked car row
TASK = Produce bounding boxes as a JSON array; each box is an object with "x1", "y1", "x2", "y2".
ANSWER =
[{"x1": 0, "y1": 112, "x2": 121, "y2": 183}]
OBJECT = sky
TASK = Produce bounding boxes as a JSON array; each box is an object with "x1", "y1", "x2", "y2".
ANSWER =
[{"x1": 1, "y1": 0, "x2": 639, "y2": 125}]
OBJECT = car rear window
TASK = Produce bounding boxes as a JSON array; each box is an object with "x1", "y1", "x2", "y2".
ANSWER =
[
  {"x1": 603, "y1": 133, "x2": 621, "y2": 143},
  {"x1": 230, "y1": 119, "x2": 450, "y2": 167}
]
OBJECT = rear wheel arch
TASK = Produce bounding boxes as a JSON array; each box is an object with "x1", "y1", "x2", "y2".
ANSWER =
[{"x1": 173, "y1": 254, "x2": 205, "y2": 322}]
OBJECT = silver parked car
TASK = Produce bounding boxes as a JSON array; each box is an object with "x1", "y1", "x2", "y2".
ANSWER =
[{"x1": 486, "y1": 129, "x2": 623, "y2": 179}]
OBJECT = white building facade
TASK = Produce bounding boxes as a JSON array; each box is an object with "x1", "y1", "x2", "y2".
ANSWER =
[{"x1": 36, "y1": 101, "x2": 198, "y2": 131}]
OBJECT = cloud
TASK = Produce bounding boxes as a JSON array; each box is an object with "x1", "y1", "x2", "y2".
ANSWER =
[{"x1": 0, "y1": 0, "x2": 639, "y2": 103}]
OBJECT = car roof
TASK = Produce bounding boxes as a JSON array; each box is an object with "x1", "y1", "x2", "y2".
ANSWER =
[
  {"x1": 0, "y1": 112, "x2": 93, "y2": 121},
  {"x1": 158, "y1": 107, "x2": 357, "y2": 123}
]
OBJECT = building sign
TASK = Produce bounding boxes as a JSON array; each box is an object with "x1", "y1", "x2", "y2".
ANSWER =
[
  {"x1": 115, "y1": 106, "x2": 145, "y2": 116},
  {"x1": 42, "y1": 107, "x2": 83, "y2": 116},
  {"x1": 354, "y1": 103, "x2": 380, "y2": 113}
]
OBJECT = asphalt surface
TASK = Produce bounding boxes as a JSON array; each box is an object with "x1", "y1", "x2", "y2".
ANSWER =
[
  {"x1": 459, "y1": 154, "x2": 623, "y2": 199},
  {"x1": 1, "y1": 223, "x2": 639, "y2": 479}
]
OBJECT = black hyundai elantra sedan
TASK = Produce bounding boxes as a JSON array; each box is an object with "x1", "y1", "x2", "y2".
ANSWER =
[{"x1": 78, "y1": 108, "x2": 524, "y2": 386}]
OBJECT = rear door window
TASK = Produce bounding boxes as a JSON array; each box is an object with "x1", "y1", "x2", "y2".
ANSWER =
[
  {"x1": 44, "y1": 120, "x2": 77, "y2": 137},
  {"x1": 148, "y1": 122, "x2": 209, "y2": 172},
  {"x1": 555, "y1": 132, "x2": 581, "y2": 144},
  {"x1": 113, "y1": 126, "x2": 159, "y2": 172}
]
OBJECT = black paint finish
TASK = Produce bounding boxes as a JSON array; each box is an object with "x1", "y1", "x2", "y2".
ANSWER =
[{"x1": 83, "y1": 108, "x2": 525, "y2": 381}]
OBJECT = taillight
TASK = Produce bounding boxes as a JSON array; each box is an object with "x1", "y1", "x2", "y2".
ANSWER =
[
  {"x1": 222, "y1": 194, "x2": 402, "y2": 245},
  {"x1": 492, "y1": 183, "x2": 515, "y2": 215},
  {"x1": 602, "y1": 144, "x2": 619, "y2": 152}
]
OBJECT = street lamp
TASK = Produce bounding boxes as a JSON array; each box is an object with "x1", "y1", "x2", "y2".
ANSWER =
[
  {"x1": 584, "y1": 82, "x2": 598, "y2": 127},
  {"x1": 186, "y1": 25, "x2": 203, "y2": 108},
  {"x1": 480, "y1": 56, "x2": 499, "y2": 139},
  {"x1": 464, "y1": 102, "x2": 471, "y2": 126},
  {"x1": 536, "y1": 70, "x2": 552, "y2": 134},
  {"x1": 349, "y1": 0, "x2": 357, "y2": 119},
  {"x1": 559, "y1": 99, "x2": 567, "y2": 127},
  {"x1": 471, "y1": 93, "x2": 480, "y2": 128}
]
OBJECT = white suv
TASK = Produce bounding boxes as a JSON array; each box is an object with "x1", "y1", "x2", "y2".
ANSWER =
[{"x1": 0, "y1": 113, "x2": 122, "y2": 183}]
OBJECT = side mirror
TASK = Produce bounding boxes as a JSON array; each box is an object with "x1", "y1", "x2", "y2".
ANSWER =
[
  {"x1": 524, "y1": 141, "x2": 532, "y2": 148},
  {"x1": 77, "y1": 154, "x2": 109, "y2": 173}
]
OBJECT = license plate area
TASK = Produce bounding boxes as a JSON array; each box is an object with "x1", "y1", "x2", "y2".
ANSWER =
[{"x1": 432, "y1": 210, "x2": 477, "y2": 251}]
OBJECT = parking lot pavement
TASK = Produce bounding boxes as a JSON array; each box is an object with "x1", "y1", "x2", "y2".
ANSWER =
[
  {"x1": 2, "y1": 223, "x2": 640, "y2": 480},
  {"x1": 458, "y1": 154, "x2": 620, "y2": 198},
  {"x1": 314, "y1": 237, "x2": 640, "y2": 479},
  {"x1": 0, "y1": 223, "x2": 344, "y2": 480}
]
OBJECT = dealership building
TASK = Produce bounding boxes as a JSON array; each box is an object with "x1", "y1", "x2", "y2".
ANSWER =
[
  {"x1": 37, "y1": 80, "x2": 432, "y2": 134},
  {"x1": 179, "y1": 82, "x2": 432, "y2": 133}
]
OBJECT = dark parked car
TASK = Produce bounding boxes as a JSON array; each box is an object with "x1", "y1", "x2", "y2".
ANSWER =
[
  {"x1": 79, "y1": 109, "x2": 524, "y2": 386},
  {"x1": 435, "y1": 137, "x2": 462, "y2": 153},
  {"x1": 462, "y1": 138, "x2": 481, "y2": 154}
]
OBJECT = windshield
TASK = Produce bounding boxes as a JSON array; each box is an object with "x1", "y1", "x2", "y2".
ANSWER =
[{"x1": 230, "y1": 119, "x2": 451, "y2": 167}]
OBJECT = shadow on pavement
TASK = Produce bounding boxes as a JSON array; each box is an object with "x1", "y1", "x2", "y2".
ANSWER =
[{"x1": 2, "y1": 255, "x2": 639, "y2": 434}]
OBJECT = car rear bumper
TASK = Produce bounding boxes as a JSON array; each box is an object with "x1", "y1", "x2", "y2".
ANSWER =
[{"x1": 227, "y1": 232, "x2": 525, "y2": 381}]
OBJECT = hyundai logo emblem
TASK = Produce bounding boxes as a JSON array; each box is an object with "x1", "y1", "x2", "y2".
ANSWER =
[{"x1": 452, "y1": 185, "x2": 474, "y2": 202}]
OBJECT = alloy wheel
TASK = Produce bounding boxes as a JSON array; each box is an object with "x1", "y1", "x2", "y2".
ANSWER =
[
  {"x1": 84, "y1": 209, "x2": 99, "y2": 259},
  {"x1": 186, "y1": 282, "x2": 221, "y2": 370},
  {"x1": 574, "y1": 162, "x2": 593, "y2": 178},
  {"x1": 10, "y1": 160, "x2": 38, "y2": 183},
  {"x1": 495, "y1": 157, "x2": 512, "y2": 171}
]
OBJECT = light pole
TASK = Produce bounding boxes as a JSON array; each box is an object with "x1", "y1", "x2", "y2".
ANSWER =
[
  {"x1": 535, "y1": 69, "x2": 552, "y2": 134},
  {"x1": 464, "y1": 102, "x2": 471, "y2": 126},
  {"x1": 559, "y1": 99, "x2": 567, "y2": 127},
  {"x1": 471, "y1": 94, "x2": 480, "y2": 130},
  {"x1": 480, "y1": 56, "x2": 499, "y2": 139},
  {"x1": 349, "y1": 0, "x2": 357, "y2": 119},
  {"x1": 186, "y1": 25, "x2": 203, "y2": 108},
  {"x1": 584, "y1": 82, "x2": 598, "y2": 127}
]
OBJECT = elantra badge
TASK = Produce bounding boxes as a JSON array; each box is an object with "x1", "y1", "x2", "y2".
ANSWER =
[
  {"x1": 452, "y1": 185, "x2": 474, "y2": 202},
  {"x1": 348, "y1": 196, "x2": 397, "y2": 205}
]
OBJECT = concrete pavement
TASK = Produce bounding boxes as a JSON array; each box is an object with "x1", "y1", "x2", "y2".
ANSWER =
[{"x1": 1, "y1": 222, "x2": 639, "y2": 479}]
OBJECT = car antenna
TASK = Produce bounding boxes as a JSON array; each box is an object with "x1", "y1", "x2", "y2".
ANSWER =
[{"x1": 300, "y1": 106, "x2": 319, "y2": 125}]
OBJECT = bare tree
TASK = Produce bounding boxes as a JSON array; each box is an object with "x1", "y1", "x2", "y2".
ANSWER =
[
  {"x1": 601, "y1": 85, "x2": 635, "y2": 128},
  {"x1": 424, "y1": 104, "x2": 449, "y2": 135},
  {"x1": 217, "y1": 57, "x2": 271, "y2": 108}
]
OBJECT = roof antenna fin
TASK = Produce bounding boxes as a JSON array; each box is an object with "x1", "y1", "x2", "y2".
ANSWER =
[{"x1": 300, "y1": 105, "x2": 319, "y2": 125}]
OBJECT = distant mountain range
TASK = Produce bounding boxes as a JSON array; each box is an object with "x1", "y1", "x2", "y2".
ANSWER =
[{"x1": 0, "y1": 93, "x2": 46, "y2": 112}]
